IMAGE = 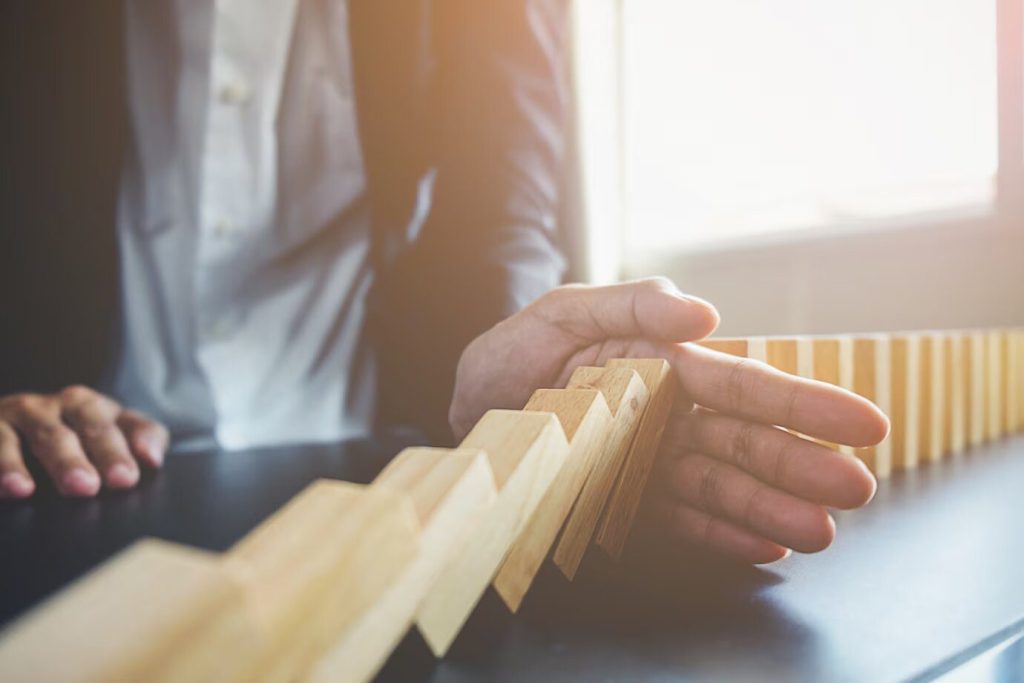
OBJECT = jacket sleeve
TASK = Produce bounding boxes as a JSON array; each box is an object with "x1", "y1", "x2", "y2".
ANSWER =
[{"x1": 369, "y1": 0, "x2": 570, "y2": 443}]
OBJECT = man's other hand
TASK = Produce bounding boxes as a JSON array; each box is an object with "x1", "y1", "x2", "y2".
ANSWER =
[
  {"x1": 450, "y1": 278, "x2": 888, "y2": 564},
  {"x1": 0, "y1": 387, "x2": 167, "y2": 499}
]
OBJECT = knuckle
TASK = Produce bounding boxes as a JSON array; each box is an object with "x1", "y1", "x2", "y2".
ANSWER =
[
  {"x1": 77, "y1": 420, "x2": 115, "y2": 442},
  {"x1": 59, "y1": 385, "x2": 95, "y2": 405},
  {"x1": 731, "y1": 421, "x2": 756, "y2": 471},
  {"x1": 698, "y1": 462, "x2": 724, "y2": 511},
  {"x1": 30, "y1": 422, "x2": 72, "y2": 447},
  {"x1": 2, "y1": 394, "x2": 40, "y2": 414}
]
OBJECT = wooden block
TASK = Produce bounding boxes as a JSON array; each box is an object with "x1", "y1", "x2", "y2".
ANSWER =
[
  {"x1": 416, "y1": 410, "x2": 568, "y2": 656},
  {"x1": 596, "y1": 358, "x2": 676, "y2": 560},
  {"x1": 494, "y1": 388, "x2": 613, "y2": 612},
  {"x1": 924, "y1": 333, "x2": 947, "y2": 462},
  {"x1": 1016, "y1": 331, "x2": 1024, "y2": 430},
  {"x1": 812, "y1": 338, "x2": 842, "y2": 451},
  {"x1": 225, "y1": 480, "x2": 420, "y2": 680},
  {"x1": 987, "y1": 330, "x2": 1004, "y2": 441},
  {"x1": 552, "y1": 367, "x2": 650, "y2": 580},
  {"x1": 890, "y1": 335, "x2": 921, "y2": 470},
  {"x1": 0, "y1": 539, "x2": 264, "y2": 682},
  {"x1": 852, "y1": 335, "x2": 892, "y2": 476},
  {"x1": 1008, "y1": 330, "x2": 1021, "y2": 433},
  {"x1": 966, "y1": 331, "x2": 986, "y2": 447},
  {"x1": 311, "y1": 448, "x2": 497, "y2": 683},
  {"x1": 766, "y1": 337, "x2": 799, "y2": 375},
  {"x1": 948, "y1": 332, "x2": 967, "y2": 453}
]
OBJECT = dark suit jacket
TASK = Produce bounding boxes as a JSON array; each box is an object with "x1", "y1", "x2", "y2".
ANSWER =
[{"x1": 0, "y1": 0, "x2": 568, "y2": 442}]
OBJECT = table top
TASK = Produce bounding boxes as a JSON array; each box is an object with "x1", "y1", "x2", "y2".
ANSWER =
[{"x1": 2, "y1": 435, "x2": 1024, "y2": 682}]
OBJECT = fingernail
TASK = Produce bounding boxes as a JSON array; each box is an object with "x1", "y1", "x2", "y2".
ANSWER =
[
  {"x1": 143, "y1": 436, "x2": 165, "y2": 467},
  {"x1": 61, "y1": 468, "x2": 100, "y2": 497},
  {"x1": 2, "y1": 472, "x2": 34, "y2": 498},
  {"x1": 106, "y1": 463, "x2": 139, "y2": 489}
]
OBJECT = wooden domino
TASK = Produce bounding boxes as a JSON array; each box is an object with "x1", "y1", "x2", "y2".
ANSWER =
[
  {"x1": 595, "y1": 358, "x2": 676, "y2": 560},
  {"x1": 311, "y1": 448, "x2": 496, "y2": 683},
  {"x1": 224, "y1": 480, "x2": 420, "y2": 680},
  {"x1": 552, "y1": 367, "x2": 650, "y2": 580},
  {"x1": 415, "y1": 410, "x2": 569, "y2": 656},
  {"x1": 494, "y1": 388, "x2": 613, "y2": 612},
  {"x1": 852, "y1": 335, "x2": 893, "y2": 476},
  {"x1": 0, "y1": 539, "x2": 265, "y2": 682}
]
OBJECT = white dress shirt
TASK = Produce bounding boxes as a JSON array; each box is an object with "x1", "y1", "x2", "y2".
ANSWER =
[{"x1": 109, "y1": 0, "x2": 375, "y2": 449}]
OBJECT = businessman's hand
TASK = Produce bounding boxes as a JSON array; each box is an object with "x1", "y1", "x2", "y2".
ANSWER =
[
  {"x1": 450, "y1": 278, "x2": 888, "y2": 563},
  {"x1": 0, "y1": 386, "x2": 168, "y2": 499}
]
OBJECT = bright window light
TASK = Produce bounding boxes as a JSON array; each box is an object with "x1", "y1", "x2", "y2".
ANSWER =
[{"x1": 621, "y1": 0, "x2": 998, "y2": 251}]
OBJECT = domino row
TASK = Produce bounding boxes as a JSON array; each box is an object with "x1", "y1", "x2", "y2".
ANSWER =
[
  {"x1": 699, "y1": 329, "x2": 1024, "y2": 478},
  {"x1": 0, "y1": 359, "x2": 676, "y2": 682}
]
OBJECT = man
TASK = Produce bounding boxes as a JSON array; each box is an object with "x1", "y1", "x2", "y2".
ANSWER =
[{"x1": 0, "y1": 1, "x2": 885, "y2": 564}]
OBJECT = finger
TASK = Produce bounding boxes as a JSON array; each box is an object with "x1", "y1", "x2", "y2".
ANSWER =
[
  {"x1": 0, "y1": 422, "x2": 35, "y2": 499},
  {"x1": 650, "y1": 497, "x2": 790, "y2": 564},
  {"x1": 671, "y1": 343, "x2": 890, "y2": 447},
  {"x1": 676, "y1": 408, "x2": 876, "y2": 509},
  {"x1": 662, "y1": 451, "x2": 836, "y2": 553},
  {"x1": 60, "y1": 387, "x2": 138, "y2": 490},
  {"x1": 116, "y1": 410, "x2": 169, "y2": 468},
  {"x1": 6, "y1": 397, "x2": 100, "y2": 497},
  {"x1": 535, "y1": 278, "x2": 720, "y2": 345}
]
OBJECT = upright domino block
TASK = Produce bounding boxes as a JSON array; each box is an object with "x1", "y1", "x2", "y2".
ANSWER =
[
  {"x1": 948, "y1": 332, "x2": 968, "y2": 454},
  {"x1": 1008, "y1": 331, "x2": 1022, "y2": 433},
  {"x1": 552, "y1": 367, "x2": 650, "y2": 580},
  {"x1": 416, "y1": 410, "x2": 569, "y2": 656},
  {"x1": 987, "y1": 331, "x2": 1004, "y2": 441},
  {"x1": 0, "y1": 539, "x2": 265, "y2": 682},
  {"x1": 699, "y1": 337, "x2": 768, "y2": 362},
  {"x1": 918, "y1": 333, "x2": 947, "y2": 463},
  {"x1": 311, "y1": 448, "x2": 497, "y2": 683},
  {"x1": 494, "y1": 388, "x2": 613, "y2": 612},
  {"x1": 596, "y1": 358, "x2": 676, "y2": 560},
  {"x1": 225, "y1": 481, "x2": 420, "y2": 680},
  {"x1": 852, "y1": 335, "x2": 892, "y2": 476},
  {"x1": 890, "y1": 335, "x2": 922, "y2": 470},
  {"x1": 812, "y1": 338, "x2": 842, "y2": 450},
  {"x1": 966, "y1": 331, "x2": 986, "y2": 447},
  {"x1": 766, "y1": 337, "x2": 799, "y2": 375}
]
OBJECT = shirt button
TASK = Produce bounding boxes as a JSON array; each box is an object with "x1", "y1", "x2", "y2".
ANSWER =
[
  {"x1": 218, "y1": 81, "x2": 251, "y2": 106},
  {"x1": 212, "y1": 219, "x2": 238, "y2": 238}
]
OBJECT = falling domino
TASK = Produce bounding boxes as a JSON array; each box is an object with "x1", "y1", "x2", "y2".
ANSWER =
[
  {"x1": 311, "y1": 448, "x2": 497, "y2": 683},
  {"x1": 494, "y1": 388, "x2": 613, "y2": 612},
  {"x1": 0, "y1": 539, "x2": 266, "y2": 682},
  {"x1": 552, "y1": 367, "x2": 650, "y2": 580},
  {"x1": 416, "y1": 410, "x2": 569, "y2": 656},
  {"x1": 596, "y1": 358, "x2": 677, "y2": 560},
  {"x1": 224, "y1": 481, "x2": 420, "y2": 681}
]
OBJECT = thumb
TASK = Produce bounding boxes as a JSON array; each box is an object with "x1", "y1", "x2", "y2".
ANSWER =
[{"x1": 538, "y1": 277, "x2": 720, "y2": 343}]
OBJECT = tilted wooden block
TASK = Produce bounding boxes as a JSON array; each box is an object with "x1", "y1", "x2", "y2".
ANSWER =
[
  {"x1": 852, "y1": 335, "x2": 893, "y2": 476},
  {"x1": 416, "y1": 410, "x2": 569, "y2": 656},
  {"x1": 890, "y1": 334, "x2": 922, "y2": 470},
  {"x1": 310, "y1": 448, "x2": 497, "y2": 683},
  {"x1": 224, "y1": 480, "x2": 420, "y2": 681},
  {"x1": 0, "y1": 539, "x2": 265, "y2": 682},
  {"x1": 596, "y1": 358, "x2": 676, "y2": 559},
  {"x1": 494, "y1": 388, "x2": 613, "y2": 612},
  {"x1": 552, "y1": 367, "x2": 650, "y2": 580}
]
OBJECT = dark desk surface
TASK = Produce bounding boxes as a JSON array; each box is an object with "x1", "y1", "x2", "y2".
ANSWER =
[{"x1": 3, "y1": 436, "x2": 1024, "y2": 683}]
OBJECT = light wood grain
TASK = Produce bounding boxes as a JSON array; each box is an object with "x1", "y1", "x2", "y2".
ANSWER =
[
  {"x1": 494, "y1": 389, "x2": 613, "y2": 612},
  {"x1": 890, "y1": 335, "x2": 921, "y2": 470},
  {"x1": 0, "y1": 539, "x2": 265, "y2": 682},
  {"x1": 966, "y1": 331, "x2": 986, "y2": 447},
  {"x1": 948, "y1": 332, "x2": 967, "y2": 454},
  {"x1": 225, "y1": 481, "x2": 419, "y2": 681},
  {"x1": 552, "y1": 367, "x2": 650, "y2": 580},
  {"x1": 852, "y1": 336, "x2": 892, "y2": 476},
  {"x1": 596, "y1": 358, "x2": 676, "y2": 560},
  {"x1": 987, "y1": 331, "x2": 1004, "y2": 441},
  {"x1": 416, "y1": 410, "x2": 569, "y2": 656},
  {"x1": 311, "y1": 448, "x2": 497, "y2": 683}
]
